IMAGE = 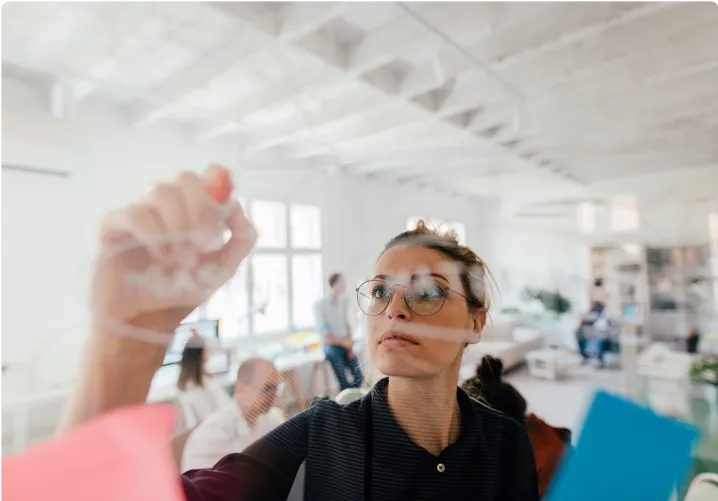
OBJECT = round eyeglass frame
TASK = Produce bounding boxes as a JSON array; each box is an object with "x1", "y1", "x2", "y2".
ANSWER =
[{"x1": 355, "y1": 279, "x2": 476, "y2": 317}]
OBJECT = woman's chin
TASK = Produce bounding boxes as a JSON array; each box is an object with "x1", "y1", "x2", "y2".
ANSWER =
[{"x1": 373, "y1": 353, "x2": 431, "y2": 378}]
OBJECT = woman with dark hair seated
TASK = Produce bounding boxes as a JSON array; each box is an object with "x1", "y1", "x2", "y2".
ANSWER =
[{"x1": 462, "y1": 356, "x2": 571, "y2": 498}]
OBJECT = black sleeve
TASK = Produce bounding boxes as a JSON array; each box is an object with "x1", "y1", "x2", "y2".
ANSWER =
[
  {"x1": 181, "y1": 408, "x2": 312, "y2": 501},
  {"x1": 501, "y1": 420, "x2": 540, "y2": 501}
]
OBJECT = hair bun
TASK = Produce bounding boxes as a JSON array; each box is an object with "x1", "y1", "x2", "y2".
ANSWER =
[{"x1": 477, "y1": 355, "x2": 503, "y2": 383}]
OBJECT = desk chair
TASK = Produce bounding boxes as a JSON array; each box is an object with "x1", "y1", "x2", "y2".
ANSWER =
[
  {"x1": 684, "y1": 473, "x2": 718, "y2": 501},
  {"x1": 170, "y1": 427, "x2": 195, "y2": 472},
  {"x1": 335, "y1": 388, "x2": 367, "y2": 405}
]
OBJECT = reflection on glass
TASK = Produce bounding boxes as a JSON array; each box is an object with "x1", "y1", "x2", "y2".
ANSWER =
[
  {"x1": 252, "y1": 255, "x2": 289, "y2": 334},
  {"x1": 292, "y1": 254, "x2": 323, "y2": 328}
]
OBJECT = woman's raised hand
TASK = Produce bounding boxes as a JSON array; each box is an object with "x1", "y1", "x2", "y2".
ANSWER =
[{"x1": 91, "y1": 165, "x2": 257, "y2": 342}]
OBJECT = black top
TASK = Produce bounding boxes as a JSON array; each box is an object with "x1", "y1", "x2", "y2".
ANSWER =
[{"x1": 181, "y1": 378, "x2": 539, "y2": 501}]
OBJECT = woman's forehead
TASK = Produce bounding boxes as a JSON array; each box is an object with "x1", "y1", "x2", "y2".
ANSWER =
[{"x1": 375, "y1": 246, "x2": 463, "y2": 281}]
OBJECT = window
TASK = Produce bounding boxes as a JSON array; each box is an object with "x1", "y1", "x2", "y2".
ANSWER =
[
  {"x1": 407, "y1": 217, "x2": 466, "y2": 245},
  {"x1": 251, "y1": 200, "x2": 287, "y2": 248},
  {"x1": 194, "y1": 201, "x2": 323, "y2": 340},
  {"x1": 252, "y1": 254, "x2": 289, "y2": 334},
  {"x1": 578, "y1": 202, "x2": 596, "y2": 234},
  {"x1": 610, "y1": 195, "x2": 639, "y2": 232},
  {"x1": 205, "y1": 263, "x2": 249, "y2": 338},
  {"x1": 292, "y1": 254, "x2": 324, "y2": 328},
  {"x1": 291, "y1": 204, "x2": 322, "y2": 249}
]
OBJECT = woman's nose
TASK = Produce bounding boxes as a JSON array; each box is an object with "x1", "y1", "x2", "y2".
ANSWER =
[{"x1": 386, "y1": 288, "x2": 411, "y2": 320}]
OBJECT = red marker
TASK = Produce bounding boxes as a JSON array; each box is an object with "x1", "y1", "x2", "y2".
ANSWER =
[{"x1": 208, "y1": 169, "x2": 232, "y2": 204}]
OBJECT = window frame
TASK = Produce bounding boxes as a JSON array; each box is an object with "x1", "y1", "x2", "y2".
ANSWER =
[{"x1": 195, "y1": 200, "x2": 323, "y2": 342}]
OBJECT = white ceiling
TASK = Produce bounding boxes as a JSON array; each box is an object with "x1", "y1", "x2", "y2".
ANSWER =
[{"x1": 2, "y1": 1, "x2": 718, "y2": 243}]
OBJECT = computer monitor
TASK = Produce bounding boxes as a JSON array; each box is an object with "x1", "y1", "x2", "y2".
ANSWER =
[{"x1": 162, "y1": 319, "x2": 222, "y2": 368}]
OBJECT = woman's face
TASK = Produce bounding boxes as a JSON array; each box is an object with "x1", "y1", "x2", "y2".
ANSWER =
[{"x1": 366, "y1": 245, "x2": 485, "y2": 379}]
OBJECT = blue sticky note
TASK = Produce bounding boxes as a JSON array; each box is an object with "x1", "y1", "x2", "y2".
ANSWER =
[{"x1": 547, "y1": 390, "x2": 700, "y2": 501}]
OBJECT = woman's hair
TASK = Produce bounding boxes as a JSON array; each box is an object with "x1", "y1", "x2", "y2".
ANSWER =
[
  {"x1": 177, "y1": 336, "x2": 206, "y2": 391},
  {"x1": 473, "y1": 355, "x2": 527, "y2": 422},
  {"x1": 383, "y1": 219, "x2": 493, "y2": 311}
]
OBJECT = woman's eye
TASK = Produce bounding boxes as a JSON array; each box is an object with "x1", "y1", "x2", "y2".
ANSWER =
[
  {"x1": 416, "y1": 285, "x2": 443, "y2": 299},
  {"x1": 371, "y1": 286, "x2": 390, "y2": 298}
]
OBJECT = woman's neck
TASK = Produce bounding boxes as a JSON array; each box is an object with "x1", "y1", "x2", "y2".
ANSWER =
[{"x1": 387, "y1": 372, "x2": 461, "y2": 456}]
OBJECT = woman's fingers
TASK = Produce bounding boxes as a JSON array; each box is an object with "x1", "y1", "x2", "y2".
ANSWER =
[
  {"x1": 176, "y1": 170, "x2": 221, "y2": 252},
  {"x1": 101, "y1": 164, "x2": 250, "y2": 284},
  {"x1": 99, "y1": 203, "x2": 170, "y2": 265},
  {"x1": 146, "y1": 182, "x2": 194, "y2": 267},
  {"x1": 209, "y1": 200, "x2": 257, "y2": 276}
]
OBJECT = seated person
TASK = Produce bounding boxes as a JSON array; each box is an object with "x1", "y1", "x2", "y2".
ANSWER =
[
  {"x1": 462, "y1": 356, "x2": 570, "y2": 498},
  {"x1": 177, "y1": 333, "x2": 231, "y2": 428},
  {"x1": 575, "y1": 301, "x2": 609, "y2": 366},
  {"x1": 182, "y1": 358, "x2": 284, "y2": 471}
]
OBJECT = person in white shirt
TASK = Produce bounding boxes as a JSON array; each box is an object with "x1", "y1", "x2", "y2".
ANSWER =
[
  {"x1": 176, "y1": 333, "x2": 231, "y2": 428},
  {"x1": 181, "y1": 357, "x2": 285, "y2": 471}
]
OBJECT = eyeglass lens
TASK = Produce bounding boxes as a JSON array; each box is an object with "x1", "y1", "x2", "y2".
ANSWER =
[{"x1": 356, "y1": 278, "x2": 447, "y2": 316}]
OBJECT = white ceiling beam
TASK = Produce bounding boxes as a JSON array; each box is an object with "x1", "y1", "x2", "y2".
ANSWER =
[
  {"x1": 194, "y1": 122, "x2": 245, "y2": 144},
  {"x1": 400, "y1": 51, "x2": 470, "y2": 99},
  {"x1": 132, "y1": 2, "x2": 349, "y2": 127},
  {"x1": 394, "y1": 166, "x2": 511, "y2": 184},
  {"x1": 294, "y1": 28, "x2": 350, "y2": 69},
  {"x1": 206, "y1": 1, "x2": 579, "y2": 187},
  {"x1": 130, "y1": 37, "x2": 259, "y2": 127},
  {"x1": 478, "y1": 0, "x2": 688, "y2": 68},
  {"x1": 341, "y1": 140, "x2": 494, "y2": 176},
  {"x1": 345, "y1": 4, "x2": 488, "y2": 76},
  {"x1": 190, "y1": 69, "x2": 342, "y2": 142},
  {"x1": 276, "y1": 2, "x2": 347, "y2": 41},
  {"x1": 236, "y1": 89, "x2": 387, "y2": 152},
  {"x1": 70, "y1": 9, "x2": 163, "y2": 106},
  {"x1": 49, "y1": 81, "x2": 75, "y2": 119}
]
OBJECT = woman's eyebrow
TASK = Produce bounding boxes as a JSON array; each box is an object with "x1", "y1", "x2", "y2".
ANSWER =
[{"x1": 372, "y1": 273, "x2": 450, "y2": 283}]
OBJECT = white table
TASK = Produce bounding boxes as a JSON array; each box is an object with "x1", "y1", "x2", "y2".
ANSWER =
[{"x1": 525, "y1": 349, "x2": 580, "y2": 380}]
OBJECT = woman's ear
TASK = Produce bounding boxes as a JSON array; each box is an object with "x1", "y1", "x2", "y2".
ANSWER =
[{"x1": 466, "y1": 310, "x2": 486, "y2": 345}]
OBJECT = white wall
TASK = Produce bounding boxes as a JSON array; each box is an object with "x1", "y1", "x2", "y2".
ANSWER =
[{"x1": 482, "y1": 218, "x2": 591, "y2": 346}]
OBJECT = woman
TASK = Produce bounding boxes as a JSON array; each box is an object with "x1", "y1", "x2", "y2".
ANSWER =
[
  {"x1": 61, "y1": 165, "x2": 538, "y2": 500},
  {"x1": 463, "y1": 356, "x2": 570, "y2": 498},
  {"x1": 176, "y1": 332, "x2": 231, "y2": 428}
]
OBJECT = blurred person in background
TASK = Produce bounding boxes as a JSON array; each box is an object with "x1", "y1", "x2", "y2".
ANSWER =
[
  {"x1": 590, "y1": 278, "x2": 608, "y2": 309},
  {"x1": 314, "y1": 273, "x2": 364, "y2": 391},
  {"x1": 62, "y1": 166, "x2": 538, "y2": 500},
  {"x1": 463, "y1": 356, "x2": 570, "y2": 498},
  {"x1": 177, "y1": 332, "x2": 231, "y2": 428},
  {"x1": 182, "y1": 357, "x2": 284, "y2": 471}
]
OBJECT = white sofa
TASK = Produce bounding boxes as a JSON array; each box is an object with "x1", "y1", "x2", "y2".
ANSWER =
[{"x1": 460, "y1": 318, "x2": 544, "y2": 381}]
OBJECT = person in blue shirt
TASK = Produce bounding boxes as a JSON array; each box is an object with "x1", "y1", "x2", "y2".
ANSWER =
[{"x1": 313, "y1": 273, "x2": 363, "y2": 390}]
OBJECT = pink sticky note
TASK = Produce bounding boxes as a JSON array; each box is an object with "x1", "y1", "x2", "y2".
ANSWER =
[{"x1": 2, "y1": 405, "x2": 183, "y2": 501}]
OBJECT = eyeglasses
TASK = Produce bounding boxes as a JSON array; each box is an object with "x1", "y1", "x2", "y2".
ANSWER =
[
  {"x1": 262, "y1": 383, "x2": 281, "y2": 395},
  {"x1": 356, "y1": 277, "x2": 475, "y2": 317}
]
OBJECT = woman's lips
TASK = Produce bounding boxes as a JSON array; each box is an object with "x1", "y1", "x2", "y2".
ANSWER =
[{"x1": 379, "y1": 332, "x2": 420, "y2": 345}]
